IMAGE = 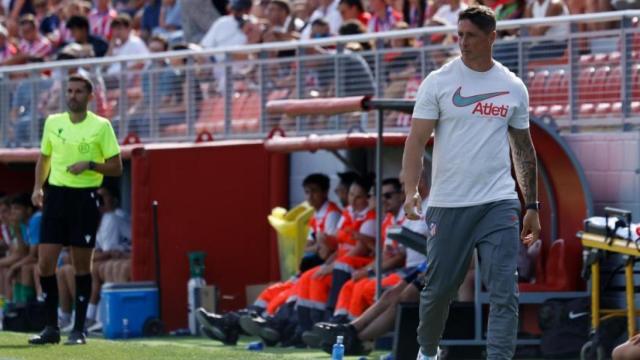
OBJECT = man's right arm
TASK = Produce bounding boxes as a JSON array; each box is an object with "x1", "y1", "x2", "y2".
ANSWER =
[
  {"x1": 401, "y1": 119, "x2": 436, "y2": 219},
  {"x1": 32, "y1": 153, "x2": 51, "y2": 207}
]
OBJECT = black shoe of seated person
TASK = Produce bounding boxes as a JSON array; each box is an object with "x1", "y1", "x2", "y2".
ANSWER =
[
  {"x1": 28, "y1": 326, "x2": 61, "y2": 345},
  {"x1": 196, "y1": 308, "x2": 239, "y2": 345}
]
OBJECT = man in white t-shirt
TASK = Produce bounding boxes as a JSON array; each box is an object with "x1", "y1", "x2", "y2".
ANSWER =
[
  {"x1": 431, "y1": 0, "x2": 468, "y2": 26},
  {"x1": 402, "y1": 5, "x2": 540, "y2": 360},
  {"x1": 105, "y1": 14, "x2": 150, "y2": 75}
]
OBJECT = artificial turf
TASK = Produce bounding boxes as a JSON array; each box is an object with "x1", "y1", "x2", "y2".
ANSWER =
[{"x1": 0, "y1": 331, "x2": 386, "y2": 359}]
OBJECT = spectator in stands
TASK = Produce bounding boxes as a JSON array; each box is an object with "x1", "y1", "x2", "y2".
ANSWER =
[
  {"x1": 0, "y1": 194, "x2": 30, "y2": 301},
  {"x1": 304, "y1": 0, "x2": 341, "y2": 38},
  {"x1": 179, "y1": 0, "x2": 220, "y2": 44},
  {"x1": 8, "y1": 0, "x2": 35, "y2": 19},
  {"x1": 338, "y1": 19, "x2": 370, "y2": 50},
  {"x1": 34, "y1": 0, "x2": 56, "y2": 36},
  {"x1": 402, "y1": 0, "x2": 426, "y2": 28},
  {"x1": 88, "y1": 0, "x2": 117, "y2": 40},
  {"x1": 430, "y1": 0, "x2": 467, "y2": 25},
  {"x1": 5, "y1": 198, "x2": 41, "y2": 305},
  {"x1": 9, "y1": 60, "x2": 53, "y2": 147},
  {"x1": 18, "y1": 14, "x2": 53, "y2": 60},
  {"x1": 523, "y1": 0, "x2": 569, "y2": 60},
  {"x1": 67, "y1": 15, "x2": 109, "y2": 57},
  {"x1": 83, "y1": 185, "x2": 131, "y2": 331},
  {"x1": 478, "y1": 0, "x2": 524, "y2": 21},
  {"x1": 105, "y1": 14, "x2": 149, "y2": 75},
  {"x1": 368, "y1": 0, "x2": 402, "y2": 33},
  {"x1": 264, "y1": 0, "x2": 303, "y2": 39},
  {"x1": 0, "y1": 24, "x2": 18, "y2": 64},
  {"x1": 613, "y1": 334, "x2": 640, "y2": 360},
  {"x1": 291, "y1": 0, "x2": 314, "y2": 30},
  {"x1": 140, "y1": 0, "x2": 161, "y2": 40},
  {"x1": 338, "y1": 0, "x2": 369, "y2": 28},
  {"x1": 310, "y1": 18, "x2": 331, "y2": 38},
  {"x1": 154, "y1": 0, "x2": 182, "y2": 40},
  {"x1": 201, "y1": 0, "x2": 263, "y2": 92},
  {"x1": 127, "y1": 35, "x2": 182, "y2": 136}
]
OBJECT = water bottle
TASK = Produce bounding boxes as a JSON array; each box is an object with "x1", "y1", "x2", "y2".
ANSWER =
[
  {"x1": 246, "y1": 341, "x2": 264, "y2": 351},
  {"x1": 331, "y1": 335, "x2": 344, "y2": 360},
  {"x1": 122, "y1": 318, "x2": 129, "y2": 339}
]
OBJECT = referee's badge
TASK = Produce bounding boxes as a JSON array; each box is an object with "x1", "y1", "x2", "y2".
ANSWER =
[{"x1": 78, "y1": 141, "x2": 90, "y2": 154}]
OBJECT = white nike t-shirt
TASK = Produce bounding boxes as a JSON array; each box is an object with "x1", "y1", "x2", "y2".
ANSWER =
[{"x1": 412, "y1": 57, "x2": 529, "y2": 207}]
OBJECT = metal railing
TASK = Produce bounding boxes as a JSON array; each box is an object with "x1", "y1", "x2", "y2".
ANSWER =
[{"x1": 2, "y1": 10, "x2": 640, "y2": 147}]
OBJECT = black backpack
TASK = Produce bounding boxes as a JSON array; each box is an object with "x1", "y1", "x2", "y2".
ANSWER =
[{"x1": 539, "y1": 297, "x2": 591, "y2": 358}]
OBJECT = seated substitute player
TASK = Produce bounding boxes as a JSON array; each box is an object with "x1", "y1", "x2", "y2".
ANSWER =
[{"x1": 196, "y1": 173, "x2": 341, "y2": 345}]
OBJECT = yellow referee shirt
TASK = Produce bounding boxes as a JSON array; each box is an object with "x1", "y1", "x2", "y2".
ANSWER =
[{"x1": 40, "y1": 111, "x2": 120, "y2": 188}]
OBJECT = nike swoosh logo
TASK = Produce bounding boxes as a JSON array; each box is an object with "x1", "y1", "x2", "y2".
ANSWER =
[
  {"x1": 568, "y1": 311, "x2": 588, "y2": 320},
  {"x1": 452, "y1": 87, "x2": 510, "y2": 107}
]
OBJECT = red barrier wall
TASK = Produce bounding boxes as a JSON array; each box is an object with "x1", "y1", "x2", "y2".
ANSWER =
[
  {"x1": 130, "y1": 141, "x2": 288, "y2": 331},
  {"x1": 0, "y1": 163, "x2": 34, "y2": 195}
]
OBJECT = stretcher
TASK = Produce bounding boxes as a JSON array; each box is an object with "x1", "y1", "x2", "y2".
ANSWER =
[{"x1": 577, "y1": 207, "x2": 640, "y2": 359}]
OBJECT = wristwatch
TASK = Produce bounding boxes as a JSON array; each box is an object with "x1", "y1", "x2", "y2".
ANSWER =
[
  {"x1": 525, "y1": 202, "x2": 541, "y2": 211},
  {"x1": 89, "y1": 161, "x2": 96, "y2": 170}
]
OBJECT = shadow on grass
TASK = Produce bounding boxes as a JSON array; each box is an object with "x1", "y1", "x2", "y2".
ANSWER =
[{"x1": 0, "y1": 344, "x2": 40, "y2": 349}]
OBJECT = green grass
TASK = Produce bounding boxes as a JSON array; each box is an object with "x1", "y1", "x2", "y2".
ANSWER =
[{"x1": 0, "y1": 332, "x2": 385, "y2": 360}]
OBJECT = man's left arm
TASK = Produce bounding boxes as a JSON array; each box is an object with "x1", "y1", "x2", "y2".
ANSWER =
[{"x1": 508, "y1": 127, "x2": 541, "y2": 246}]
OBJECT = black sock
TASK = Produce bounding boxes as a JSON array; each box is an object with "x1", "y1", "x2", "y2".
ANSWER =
[
  {"x1": 40, "y1": 275, "x2": 59, "y2": 329},
  {"x1": 73, "y1": 274, "x2": 92, "y2": 332}
]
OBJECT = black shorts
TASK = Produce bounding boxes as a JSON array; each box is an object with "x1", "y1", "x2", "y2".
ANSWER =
[{"x1": 41, "y1": 185, "x2": 100, "y2": 248}]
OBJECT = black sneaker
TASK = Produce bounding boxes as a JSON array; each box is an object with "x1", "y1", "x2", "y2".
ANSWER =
[
  {"x1": 196, "y1": 308, "x2": 238, "y2": 345},
  {"x1": 28, "y1": 326, "x2": 61, "y2": 345},
  {"x1": 238, "y1": 314, "x2": 266, "y2": 337},
  {"x1": 64, "y1": 330, "x2": 87, "y2": 345},
  {"x1": 302, "y1": 329, "x2": 323, "y2": 348}
]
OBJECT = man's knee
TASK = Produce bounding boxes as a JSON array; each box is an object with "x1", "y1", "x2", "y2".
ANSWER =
[{"x1": 399, "y1": 285, "x2": 419, "y2": 303}]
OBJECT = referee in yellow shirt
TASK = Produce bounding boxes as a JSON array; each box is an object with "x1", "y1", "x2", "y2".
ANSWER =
[{"x1": 29, "y1": 74, "x2": 122, "y2": 345}]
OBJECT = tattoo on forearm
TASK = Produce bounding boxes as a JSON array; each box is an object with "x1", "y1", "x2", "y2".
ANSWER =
[{"x1": 509, "y1": 128, "x2": 538, "y2": 204}]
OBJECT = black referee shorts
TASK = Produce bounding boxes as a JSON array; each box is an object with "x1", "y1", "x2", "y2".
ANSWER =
[{"x1": 41, "y1": 185, "x2": 100, "y2": 248}]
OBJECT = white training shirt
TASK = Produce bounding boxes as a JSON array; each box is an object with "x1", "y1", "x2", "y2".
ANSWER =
[
  {"x1": 96, "y1": 209, "x2": 132, "y2": 252},
  {"x1": 412, "y1": 57, "x2": 530, "y2": 208}
]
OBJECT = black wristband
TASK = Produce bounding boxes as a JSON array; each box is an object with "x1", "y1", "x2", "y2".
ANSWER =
[
  {"x1": 525, "y1": 202, "x2": 541, "y2": 211},
  {"x1": 89, "y1": 161, "x2": 96, "y2": 170}
]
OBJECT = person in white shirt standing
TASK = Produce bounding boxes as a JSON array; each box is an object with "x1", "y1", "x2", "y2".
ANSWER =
[{"x1": 402, "y1": 5, "x2": 540, "y2": 360}]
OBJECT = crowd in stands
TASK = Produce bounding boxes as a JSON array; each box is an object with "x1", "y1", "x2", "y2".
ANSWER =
[
  {"x1": 0, "y1": 0, "x2": 634, "y2": 145},
  {"x1": 0, "y1": 183, "x2": 131, "y2": 333}
]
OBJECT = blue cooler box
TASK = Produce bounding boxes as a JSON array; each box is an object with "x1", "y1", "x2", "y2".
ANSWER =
[{"x1": 100, "y1": 281, "x2": 159, "y2": 339}]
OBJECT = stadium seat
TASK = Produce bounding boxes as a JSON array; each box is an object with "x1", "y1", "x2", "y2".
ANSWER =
[
  {"x1": 603, "y1": 65, "x2": 621, "y2": 103},
  {"x1": 577, "y1": 66, "x2": 595, "y2": 104},
  {"x1": 529, "y1": 70, "x2": 548, "y2": 107},
  {"x1": 579, "y1": 103, "x2": 596, "y2": 117},
  {"x1": 520, "y1": 239, "x2": 576, "y2": 292},
  {"x1": 585, "y1": 66, "x2": 610, "y2": 103},
  {"x1": 544, "y1": 70, "x2": 568, "y2": 106},
  {"x1": 549, "y1": 104, "x2": 569, "y2": 118},
  {"x1": 533, "y1": 105, "x2": 549, "y2": 117}
]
